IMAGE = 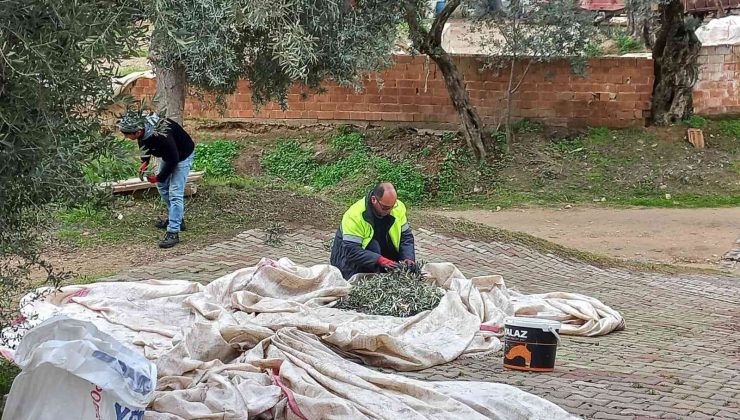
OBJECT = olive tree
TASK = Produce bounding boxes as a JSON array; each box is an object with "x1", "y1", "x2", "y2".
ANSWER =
[
  {"x1": 401, "y1": 0, "x2": 491, "y2": 160},
  {"x1": 0, "y1": 0, "x2": 145, "y2": 334},
  {"x1": 144, "y1": 0, "x2": 402, "y2": 124},
  {"x1": 649, "y1": 0, "x2": 702, "y2": 124},
  {"x1": 623, "y1": 0, "x2": 701, "y2": 124},
  {"x1": 470, "y1": 0, "x2": 596, "y2": 146},
  {"x1": 398, "y1": 0, "x2": 594, "y2": 158}
]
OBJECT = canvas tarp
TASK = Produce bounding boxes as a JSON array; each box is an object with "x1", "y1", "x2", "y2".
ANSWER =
[{"x1": 1, "y1": 258, "x2": 624, "y2": 419}]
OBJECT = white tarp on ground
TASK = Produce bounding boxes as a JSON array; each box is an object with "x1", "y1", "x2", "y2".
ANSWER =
[
  {"x1": 1, "y1": 258, "x2": 624, "y2": 419},
  {"x1": 696, "y1": 16, "x2": 740, "y2": 46}
]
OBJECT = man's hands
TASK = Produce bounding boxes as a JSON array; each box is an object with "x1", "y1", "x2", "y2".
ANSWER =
[
  {"x1": 146, "y1": 175, "x2": 158, "y2": 184},
  {"x1": 377, "y1": 256, "x2": 397, "y2": 269},
  {"x1": 378, "y1": 257, "x2": 417, "y2": 272},
  {"x1": 138, "y1": 161, "x2": 149, "y2": 181}
]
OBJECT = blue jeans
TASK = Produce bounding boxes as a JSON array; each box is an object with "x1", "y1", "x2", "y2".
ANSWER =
[{"x1": 156, "y1": 152, "x2": 194, "y2": 233}]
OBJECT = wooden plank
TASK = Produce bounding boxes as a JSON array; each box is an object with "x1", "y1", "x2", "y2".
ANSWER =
[
  {"x1": 100, "y1": 171, "x2": 205, "y2": 194},
  {"x1": 687, "y1": 128, "x2": 705, "y2": 149}
]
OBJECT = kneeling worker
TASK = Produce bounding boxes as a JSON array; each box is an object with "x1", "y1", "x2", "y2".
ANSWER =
[{"x1": 330, "y1": 182, "x2": 416, "y2": 279}]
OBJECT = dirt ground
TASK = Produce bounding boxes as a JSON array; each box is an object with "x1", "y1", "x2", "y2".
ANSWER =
[{"x1": 438, "y1": 206, "x2": 740, "y2": 270}]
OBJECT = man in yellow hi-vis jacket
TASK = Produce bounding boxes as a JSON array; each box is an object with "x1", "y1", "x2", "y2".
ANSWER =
[{"x1": 330, "y1": 182, "x2": 416, "y2": 279}]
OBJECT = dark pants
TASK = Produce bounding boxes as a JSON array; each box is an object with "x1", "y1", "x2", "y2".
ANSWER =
[{"x1": 330, "y1": 239, "x2": 388, "y2": 280}]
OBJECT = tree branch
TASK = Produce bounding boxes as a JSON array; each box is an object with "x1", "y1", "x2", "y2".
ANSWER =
[
  {"x1": 511, "y1": 59, "x2": 532, "y2": 94},
  {"x1": 403, "y1": 1, "x2": 429, "y2": 53},
  {"x1": 430, "y1": 0, "x2": 461, "y2": 47}
]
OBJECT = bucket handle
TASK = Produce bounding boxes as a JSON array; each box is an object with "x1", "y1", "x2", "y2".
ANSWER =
[{"x1": 546, "y1": 326, "x2": 561, "y2": 345}]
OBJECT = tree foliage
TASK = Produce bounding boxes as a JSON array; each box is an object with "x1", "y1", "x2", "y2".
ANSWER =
[
  {"x1": 0, "y1": 0, "x2": 145, "y2": 334},
  {"x1": 146, "y1": 0, "x2": 402, "y2": 117},
  {"x1": 470, "y1": 0, "x2": 596, "y2": 144},
  {"x1": 399, "y1": 0, "x2": 594, "y2": 157}
]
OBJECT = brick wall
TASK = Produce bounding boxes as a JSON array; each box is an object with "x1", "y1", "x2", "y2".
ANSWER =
[
  {"x1": 128, "y1": 55, "x2": 654, "y2": 128},
  {"x1": 693, "y1": 45, "x2": 740, "y2": 116}
]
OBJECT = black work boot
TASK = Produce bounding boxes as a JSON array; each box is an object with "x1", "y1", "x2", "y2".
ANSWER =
[
  {"x1": 155, "y1": 218, "x2": 186, "y2": 231},
  {"x1": 159, "y1": 232, "x2": 180, "y2": 249}
]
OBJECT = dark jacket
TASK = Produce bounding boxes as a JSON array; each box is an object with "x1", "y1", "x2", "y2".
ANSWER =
[
  {"x1": 139, "y1": 119, "x2": 195, "y2": 182},
  {"x1": 330, "y1": 192, "x2": 415, "y2": 279}
]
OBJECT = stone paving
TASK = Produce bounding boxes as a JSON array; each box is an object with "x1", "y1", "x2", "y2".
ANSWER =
[
  {"x1": 107, "y1": 228, "x2": 740, "y2": 419},
  {"x1": 721, "y1": 236, "x2": 740, "y2": 272}
]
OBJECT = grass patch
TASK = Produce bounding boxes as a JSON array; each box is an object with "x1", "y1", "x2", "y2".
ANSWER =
[
  {"x1": 450, "y1": 120, "x2": 740, "y2": 210},
  {"x1": 260, "y1": 140, "x2": 318, "y2": 184},
  {"x1": 52, "y1": 176, "x2": 344, "y2": 249},
  {"x1": 512, "y1": 119, "x2": 544, "y2": 134},
  {"x1": 83, "y1": 138, "x2": 140, "y2": 183},
  {"x1": 732, "y1": 160, "x2": 740, "y2": 174},
  {"x1": 56, "y1": 204, "x2": 108, "y2": 226},
  {"x1": 193, "y1": 140, "x2": 240, "y2": 177},
  {"x1": 68, "y1": 272, "x2": 117, "y2": 285},
  {"x1": 1, "y1": 359, "x2": 20, "y2": 397},
  {"x1": 615, "y1": 32, "x2": 642, "y2": 54},
  {"x1": 682, "y1": 115, "x2": 708, "y2": 129},
  {"x1": 330, "y1": 131, "x2": 365, "y2": 151},
  {"x1": 86, "y1": 137, "x2": 242, "y2": 183},
  {"x1": 227, "y1": 121, "x2": 739, "y2": 211},
  {"x1": 65, "y1": 138, "x2": 242, "y2": 245},
  {"x1": 719, "y1": 118, "x2": 740, "y2": 137},
  {"x1": 261, "y1": 131, "x2": 428, "y2": 203},
  {"x1": 587, "y1": 127, "x2": 612, "y2": 144}
]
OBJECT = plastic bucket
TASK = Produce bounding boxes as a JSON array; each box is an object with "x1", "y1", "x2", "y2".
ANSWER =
[{"x1": 503, "y1": 317, "x2": 561, "y2": 372}]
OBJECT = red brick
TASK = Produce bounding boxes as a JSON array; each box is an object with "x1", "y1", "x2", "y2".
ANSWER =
[
  {"x1": 402, "y1": 71, "x2": 421, "y2": 80},
  {"x1": 343, "y1": 94, "x2": 362, "y2": 104},
  {"x1": 398, "y1": 95, "x2": 419, "y2": 105},
  {"x1": 377, "y1": 87, "x2": 398, "y2": 96},
  {"x1": 396, "y1": 80, "x2": 417, "y2": 88},
  {"x1": 349, "y1": 111, "x2": 369, "y2": 120},
  {"x1": 424, "y1": 80, "x2": 447, "y2": 90},
  {"x1": 395, "y1": 87, "x2": 416, "y2": 96},
  {"x1": 234, "y1": 110, "x2": 254, "y2": 118},
  {"x1": 617, "y1": 92, "x2": 640, "y2": 102},
  {"x1": 378, "y1": 112, "x2": 400, "y2": 121},
  {"x1": 128, "y1": 54, "x2": 655, "y2": 127},
  {"x1": 282, "y1": 111, "x2": 305, "y2": 119},
  {"x1": 365, "y1": 112, "x2": 382, "y2": 121},
  {"x1": 430, "y1": 96, "x2": 452, "y2": 106},
  {"x1": 394, "y1": 55, "x2": 413, "y2": 64},
  {"x1": 415, "y1": 96, "x2": 435, "y2": 106},
  {"x1": 365, "y1": 95, "x2": 381, "y2": 104},
  {"x1": 352, "y1": 103, "x2": 371, "y2": 112},
  {"x1": 289, "y1": 102, "x2": 305, "y2": 111}
]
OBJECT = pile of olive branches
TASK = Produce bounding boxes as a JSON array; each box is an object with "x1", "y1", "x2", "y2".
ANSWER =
[{"x1": 336, "y1": 261, "x2": 444, "y2": 317}]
